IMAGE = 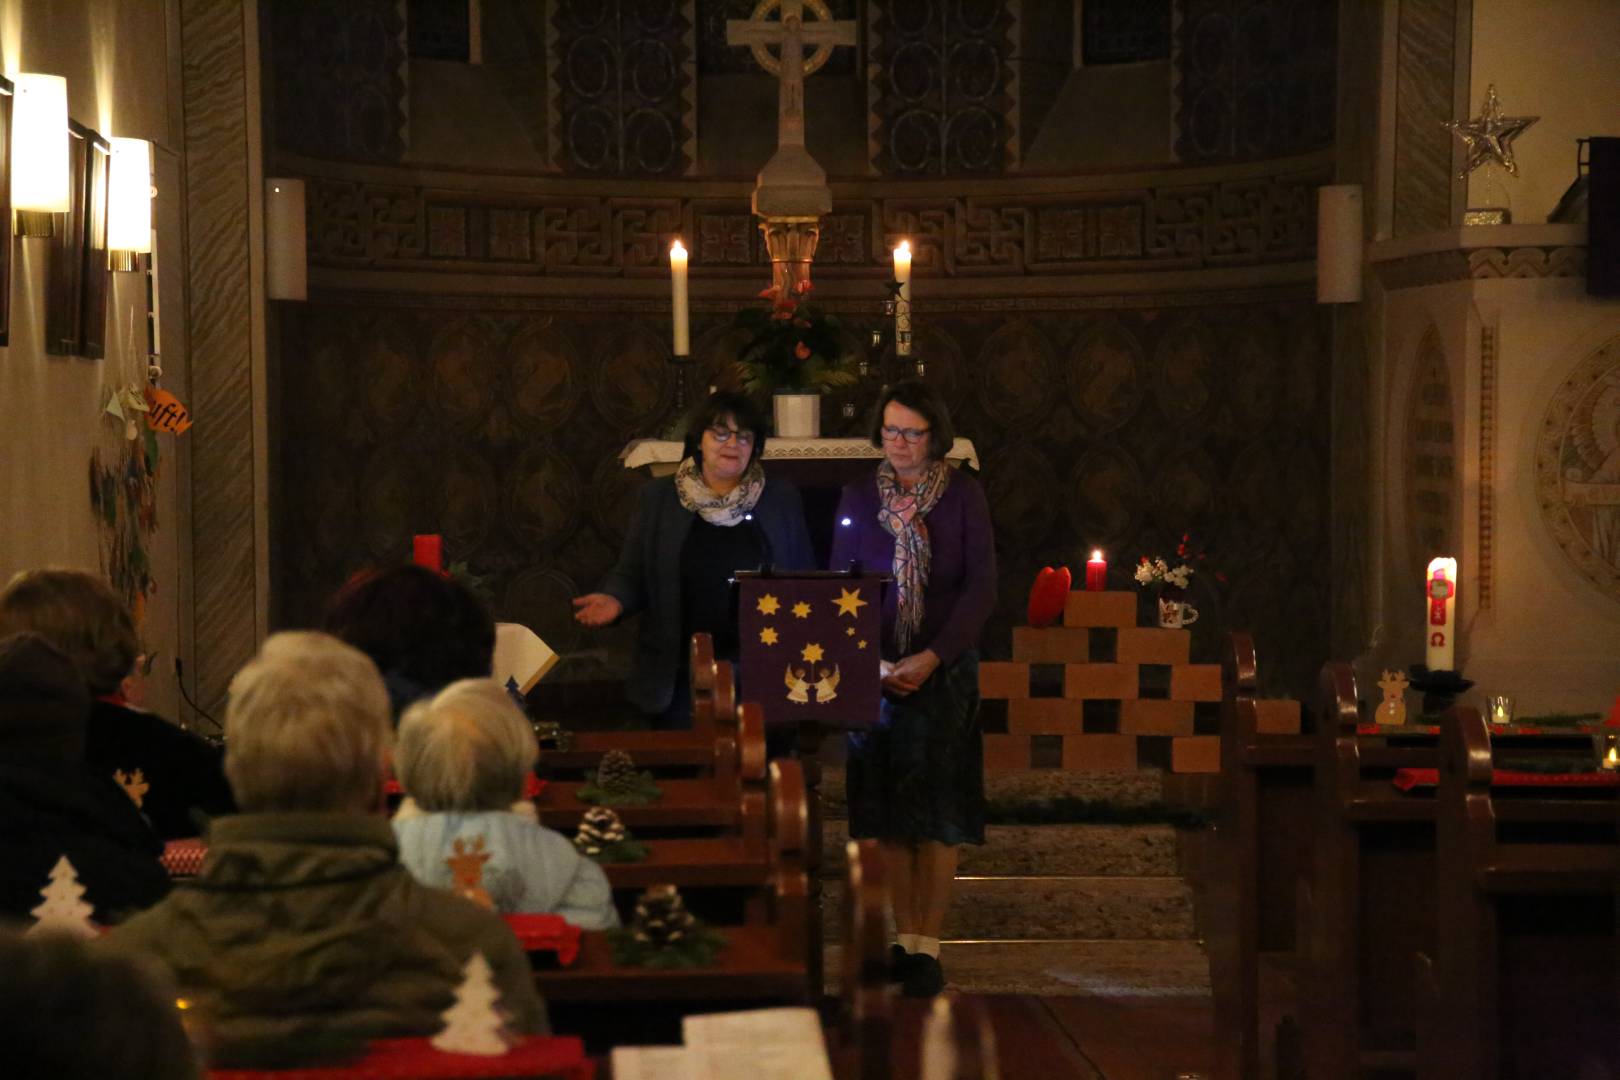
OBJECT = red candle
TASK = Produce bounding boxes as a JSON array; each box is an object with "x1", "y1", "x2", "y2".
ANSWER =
[
  {"x1": 412, "y1": 534, "x2": 443, "y2": 573},
  {"x1": 1085, "y1": 550, "x2": 1107, "y2": 591}
]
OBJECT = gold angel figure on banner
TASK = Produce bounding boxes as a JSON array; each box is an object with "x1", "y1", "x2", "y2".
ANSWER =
[
  {"x1": 784, "y1": 664, "x2": 811, "y2": 703},
  {"x1": 812, "y1": 664, "x2": 841, "y2": 704}
]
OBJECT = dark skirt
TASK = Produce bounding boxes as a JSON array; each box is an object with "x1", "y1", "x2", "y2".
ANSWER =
[{"x1": 845, "y1": 650, "x2": 985, "y2": 847}]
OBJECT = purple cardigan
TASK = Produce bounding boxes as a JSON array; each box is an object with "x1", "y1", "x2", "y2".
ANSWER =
[{"x1": 829, "y1": 469, "x2": 997, "y2": 665}]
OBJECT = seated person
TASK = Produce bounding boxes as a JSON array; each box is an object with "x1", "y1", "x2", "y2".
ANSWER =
[
  {"x1": 0, "y1": 928, "x2": 200, "y2": 1080},
  {"x1": 392, "y1": 680, "x2": 619, "y2": 930},
  {"x1": 0, "y1": 569, "x2": 235, "y2": 839},
  {"x1": 324, "y1": 564, "x2": 496, "y2": 721},
  {"x1": 108, "y1": 632, "x2": 547, "y2": 1068},
  {"x1": 0, "y1": 632, "x2": 168, "y2": 925}
]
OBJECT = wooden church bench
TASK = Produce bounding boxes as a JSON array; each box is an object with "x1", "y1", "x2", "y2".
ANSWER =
[
  {"x1": 534, "y1": 757, "x2": 811, "y2": 1012},
  {"x1": 1417, "y1": 705, "x2": 1619, "y2": 1080},
  {"x1": 540, "y1": 635, "x2": 735, "y2": 777},
  {"x1": 827, "y1": 838, "x2": 890, "y2": 1080},
  {"x1": 1209, "y1": 631, "x2": 1314, "y2": 1080}
]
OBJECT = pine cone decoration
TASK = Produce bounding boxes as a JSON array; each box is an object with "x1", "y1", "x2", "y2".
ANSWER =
[
  {"x1": 595, "y1": 750, "x2": 639, "y2": 794},
  {"x1": 574, "y1": 807, "x2": 628, "y2": 856},
  {"x1": 631, "y1": 884, "x2": 696, "y2": 948}
]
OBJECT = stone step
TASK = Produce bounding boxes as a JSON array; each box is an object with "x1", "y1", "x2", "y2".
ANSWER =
[
  {"x1": 821, "y1": 820, "x2": 1181, "y2": 878},
  {"x1": 823, "y1": 938, "x2": 1213, "y2": 998},
  {"x1": 817, "y1": 765, "x2": 1168, "y2": 822},
  {"x1": 821, "y1": 873, "x2": 1197, "y2": 944}
]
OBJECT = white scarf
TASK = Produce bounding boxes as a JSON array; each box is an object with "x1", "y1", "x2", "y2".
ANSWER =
[{"x1": 674, "y1": 457, "x2": 765, "y2": 525}]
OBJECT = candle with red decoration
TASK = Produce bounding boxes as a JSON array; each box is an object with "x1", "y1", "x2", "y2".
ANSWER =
[
  {"x1": 1424, "y1": 556, "x2": 1457, "y2": 672},
  {"x1": 413, "y1": 534, "x2": 443, "y2": 573},
  {"x1": 1086, "y1": 550, "x2": 1107, "y2": 591}
]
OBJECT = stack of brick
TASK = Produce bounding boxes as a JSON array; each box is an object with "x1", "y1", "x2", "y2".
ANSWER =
[{"x1": 980, "y1": 590, "x2": 1222, "y2": 774}]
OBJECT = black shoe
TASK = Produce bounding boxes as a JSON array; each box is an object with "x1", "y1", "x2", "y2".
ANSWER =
[
  {"x1": 887, "y1": 944, "x2": 913, "y2": 983},
  {"x1": 902, "y1": 953, "x2": 945, "y2": 998}
]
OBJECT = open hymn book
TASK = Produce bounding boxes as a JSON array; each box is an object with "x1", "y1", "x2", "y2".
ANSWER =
[{"x1": 610, "y1": 1007, "x2": 834, "y2": 1080}]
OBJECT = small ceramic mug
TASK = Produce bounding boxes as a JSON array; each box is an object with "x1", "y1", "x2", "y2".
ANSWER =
[{"x1": 1157, "y1": 597, "x2": 1199, "y2": 629}]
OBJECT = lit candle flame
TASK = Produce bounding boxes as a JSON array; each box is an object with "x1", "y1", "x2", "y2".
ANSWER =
[{"x1": 1091, "y1": 549, "x2": 1103, "y2": 561}]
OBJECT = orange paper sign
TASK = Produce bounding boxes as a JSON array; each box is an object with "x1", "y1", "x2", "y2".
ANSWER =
[{"x1": 144, "y1": 388, "x2": 192, "y2": 434}]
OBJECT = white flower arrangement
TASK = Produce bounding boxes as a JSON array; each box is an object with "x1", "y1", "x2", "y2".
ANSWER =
[{"x1": 1134, "y1": 557, "x2": 1193, "y2": 592}]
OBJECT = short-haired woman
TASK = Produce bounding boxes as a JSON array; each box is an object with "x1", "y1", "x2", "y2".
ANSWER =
[
  {"x1": 323, "y1": 564, "x2": 497, "y2": 720},
  {"x1": 392, "y1": 680, "x2": 618, "y2": 929},
  {"x1": 829, "y1": 379, "x2": 995, "y2": 998},
  {"x1": 0, "y1": 569, "x2": 234, "y2": 839},
  {"x1": 573, "y1": 390, "x2": 815, "y2": 727}
]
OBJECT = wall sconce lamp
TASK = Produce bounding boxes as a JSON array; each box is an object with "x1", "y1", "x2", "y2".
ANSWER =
[
  {"x1": 107, "y1": 137, "x2": 153, "y2": 271},
  {"x1": 1316, "y1": 184, "x2": 1364, "y2": 304},
  {"x1": 264, "y1": 177, "x2": 306, "y2": 301},
  {"x1": 12, "y1": 73, "x2": 71, "y2": 237}
]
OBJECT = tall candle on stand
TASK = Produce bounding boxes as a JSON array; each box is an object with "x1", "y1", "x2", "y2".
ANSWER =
[
  {"x1": 892, "y1": 240, "x2": 912, "y2": 356},
  {"x1": 1424, "y1": 556, "x2": 1457, "y2": 672},
  {"x1": 669, "y1": 240, "x2": 690, "y2": 357},
  {"x1": 1086, "y1": 550, "x2": 1107, "y2": 591}
]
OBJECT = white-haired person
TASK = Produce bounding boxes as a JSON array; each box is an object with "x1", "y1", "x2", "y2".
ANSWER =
[
  {"x1": 108, "y1": 632, "x2": 547, "y2": 1068},
  {"x1": 392, "y1": 679, "x2": 618, "y2": 930}
]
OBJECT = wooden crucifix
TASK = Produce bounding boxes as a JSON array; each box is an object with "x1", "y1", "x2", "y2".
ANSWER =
[{"x1": 727, "y1": 0, "x2": 857, "y2": 152}]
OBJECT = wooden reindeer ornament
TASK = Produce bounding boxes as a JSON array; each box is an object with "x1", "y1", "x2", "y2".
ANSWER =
[
  {"x1": 1376, "y1": 670, "x2": 1409, "y2": 726},
  {"x1": 446, "y1": 836, "x2": 494, "y2": 910}
]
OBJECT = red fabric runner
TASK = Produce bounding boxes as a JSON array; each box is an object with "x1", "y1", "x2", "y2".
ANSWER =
[
  {"x1": 385, "y1": 775, "x2": 546, "y2": 799},
  {"x1": 501, "y1": 914, "x2": 581, "y2": 967},
  {"x1": 1392, "y1": 768, "x2": 1620, "y2": 792},
  {"x1": 161, "y1": 838, "x2": 208, "y2": 877},
  {"x1": 208, "y1": 1036, "x2": 592, "y2": 1079}
]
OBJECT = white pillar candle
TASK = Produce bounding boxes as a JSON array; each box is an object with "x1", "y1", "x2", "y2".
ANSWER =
[
  {"x1": 670, "y1": 239, "x2": 690, "y2": 357},
  {"x1": 893, "y1": 240, "x2": 912, "y2": 356},
  {"x1": 1424, "y1": 557, "x2": 1458, "y2": 673}
]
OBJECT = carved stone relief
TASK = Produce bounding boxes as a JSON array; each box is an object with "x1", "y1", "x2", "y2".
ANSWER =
[{"x1": 1535, "y1": 334, "x2": 1620, "y2": 604}]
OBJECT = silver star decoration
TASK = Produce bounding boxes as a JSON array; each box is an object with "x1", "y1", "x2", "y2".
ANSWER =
[{"x1": 1444, "y1": 84, "x2": 1538, "y2": 179}]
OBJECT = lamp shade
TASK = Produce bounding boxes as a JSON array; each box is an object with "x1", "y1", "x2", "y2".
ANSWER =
[
  {"x1": 107, "y1": 137, "x2": 153, "y2": 254},
  {"x1": 1316, "y1": 184, "x2": 1363, "y2": 303},
  {"x1": 265, "y1": 177, "x2": 307, "y2": 301},
  {"x1": 12, "y1": 73, "x2": 71, "y2": 213}
]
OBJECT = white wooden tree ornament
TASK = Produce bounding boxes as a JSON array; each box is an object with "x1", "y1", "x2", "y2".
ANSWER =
[
  {"x1": 431, "y1": 951, "x2": 515, "y2": 1056},
  {"x1": 28, "y1": 855, "x2": 99, "y2": 938}
]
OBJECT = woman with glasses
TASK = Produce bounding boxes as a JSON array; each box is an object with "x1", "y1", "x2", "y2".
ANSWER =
[
  {"x1": 829, "y1": 378, "x2": 995, "y2": 998},
  {"x1": 573, "y1": 391, "x2": 814, "y2": 728}
]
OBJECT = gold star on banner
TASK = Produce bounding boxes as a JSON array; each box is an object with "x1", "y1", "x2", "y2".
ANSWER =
[
  {"x1": 759, "y1": 627, "x2": 779, "y2": 646},
  {"x1": 857, "y1": 640, "x2": 868, "y2": 649},
  {"x1": 833, "y1": 587, "x2": 868, "y2": 617},
  {"x1": 757, "y1": 594, "x2": 781, "y2": 616},
  {"x1": 791, "y1": 601, "x2": 811, "y2": 619},
  {"x1": 846, "y1": 626, "x2": 856, "y2": 636},
  {"x1": 801, "y1": 643, "x2": 825, "y2": 664}
]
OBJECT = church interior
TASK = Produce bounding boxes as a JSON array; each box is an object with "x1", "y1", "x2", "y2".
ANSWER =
[{"x1": 1, "y1": 0, "x2": 1618, "y2": 1076}]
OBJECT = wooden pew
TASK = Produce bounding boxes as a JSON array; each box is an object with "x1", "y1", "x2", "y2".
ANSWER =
[
  {"x1": 539, "y1": 635, "x2": 732, "y2": 775},
  {"x1": 829, "y1": 839, "x2": 891, "y2": 1080},
  {"x1": 534, "y1": 680, "x2": 759, "y2": 833},
  {"x1": 533, "y1": 757, "x2": 812, "y2": 1009},
  {"x1": 1304, "y1": 661, "x2": 1440, "y2": 1078},
  {"x1": 1421, "y1": 706, "x2": 1619, "y2": 1080},
  {"x1": 1210, "y1": 632, "x2": 1315, "y2": 1080}
]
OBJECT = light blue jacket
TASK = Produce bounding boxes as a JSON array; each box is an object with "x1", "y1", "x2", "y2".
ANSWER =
[{"x1": 392, "y1": 810, "x2": 619, "y2": 930}]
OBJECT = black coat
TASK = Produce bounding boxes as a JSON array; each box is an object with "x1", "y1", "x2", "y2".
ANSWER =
[
  {"x1": 0, "y1": 761, "x2": 169, "y2": 925},
  {"x1": 600, "y1": 475, "x2": 815, "y2": 714},
  {"x1": 86, "y1": 701, "x2": 236, "y2": 840}
]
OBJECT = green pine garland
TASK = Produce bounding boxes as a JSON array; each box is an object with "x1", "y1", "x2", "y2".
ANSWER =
[{"x1": 606, "y1": 924, "x2": 726, "y2": 969}]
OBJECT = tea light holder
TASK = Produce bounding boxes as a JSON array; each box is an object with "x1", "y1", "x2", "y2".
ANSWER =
[
  {"x1": 1488, "y1": 695, "x2": 1514, "y2": 726},
  {"x1": 1597, "y1": 732, "x2": 1620, "y2": 771}
]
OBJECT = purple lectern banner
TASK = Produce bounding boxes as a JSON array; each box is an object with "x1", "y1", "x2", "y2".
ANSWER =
[{"x1": 737, "y1": 574, "x2": 885, "y2": 730}]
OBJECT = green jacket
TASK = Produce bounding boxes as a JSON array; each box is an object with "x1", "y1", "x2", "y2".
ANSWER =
[{"x1": 108, "y1": 812, "x2": 547, "y2": 1067}]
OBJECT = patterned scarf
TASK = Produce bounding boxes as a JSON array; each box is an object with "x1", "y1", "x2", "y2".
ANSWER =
[
  {"x1": 875, "y1": 459, "x2": 951, "y2": 653},
  {"x1": 674, "y1": 456, "x2": 765, "y2": 525}
]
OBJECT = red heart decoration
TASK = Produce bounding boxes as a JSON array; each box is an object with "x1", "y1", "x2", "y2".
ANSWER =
[{"x1": 1027, "y1": 566, "x2": 1072, "y2": 628}]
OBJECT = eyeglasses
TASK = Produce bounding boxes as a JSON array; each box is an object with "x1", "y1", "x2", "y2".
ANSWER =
[
  {"x1": 708, "y1": 427, "x2": 755, "y2": 446},
  {"x1": 880, "y1": 425, "x2": 930, "y2": 444}
]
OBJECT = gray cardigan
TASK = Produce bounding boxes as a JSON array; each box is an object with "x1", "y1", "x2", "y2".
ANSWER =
[{"x1": 601, "y1": 475, "x2": 815, "y2": 714}]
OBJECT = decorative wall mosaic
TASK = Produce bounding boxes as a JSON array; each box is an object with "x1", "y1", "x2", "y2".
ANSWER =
[
  {"x1": 303, "y1": 160, "x2": 1326, "y2": 277},
  {"x1": 546, "y1": 0, "x2": 696, "y2": 176},
  {"x1": 1535, "y1": 334, "x2": 1620, "y2": 604},
  {"x1": 266, "y1": 0, "x2": 408, "y2": 163},
  {"x1": 1172, "y1": 0, "x2": 1337, "y2": 163},
  {"x1": 1405, "y1": 325, "x2": 1456, "y2": 565}
]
